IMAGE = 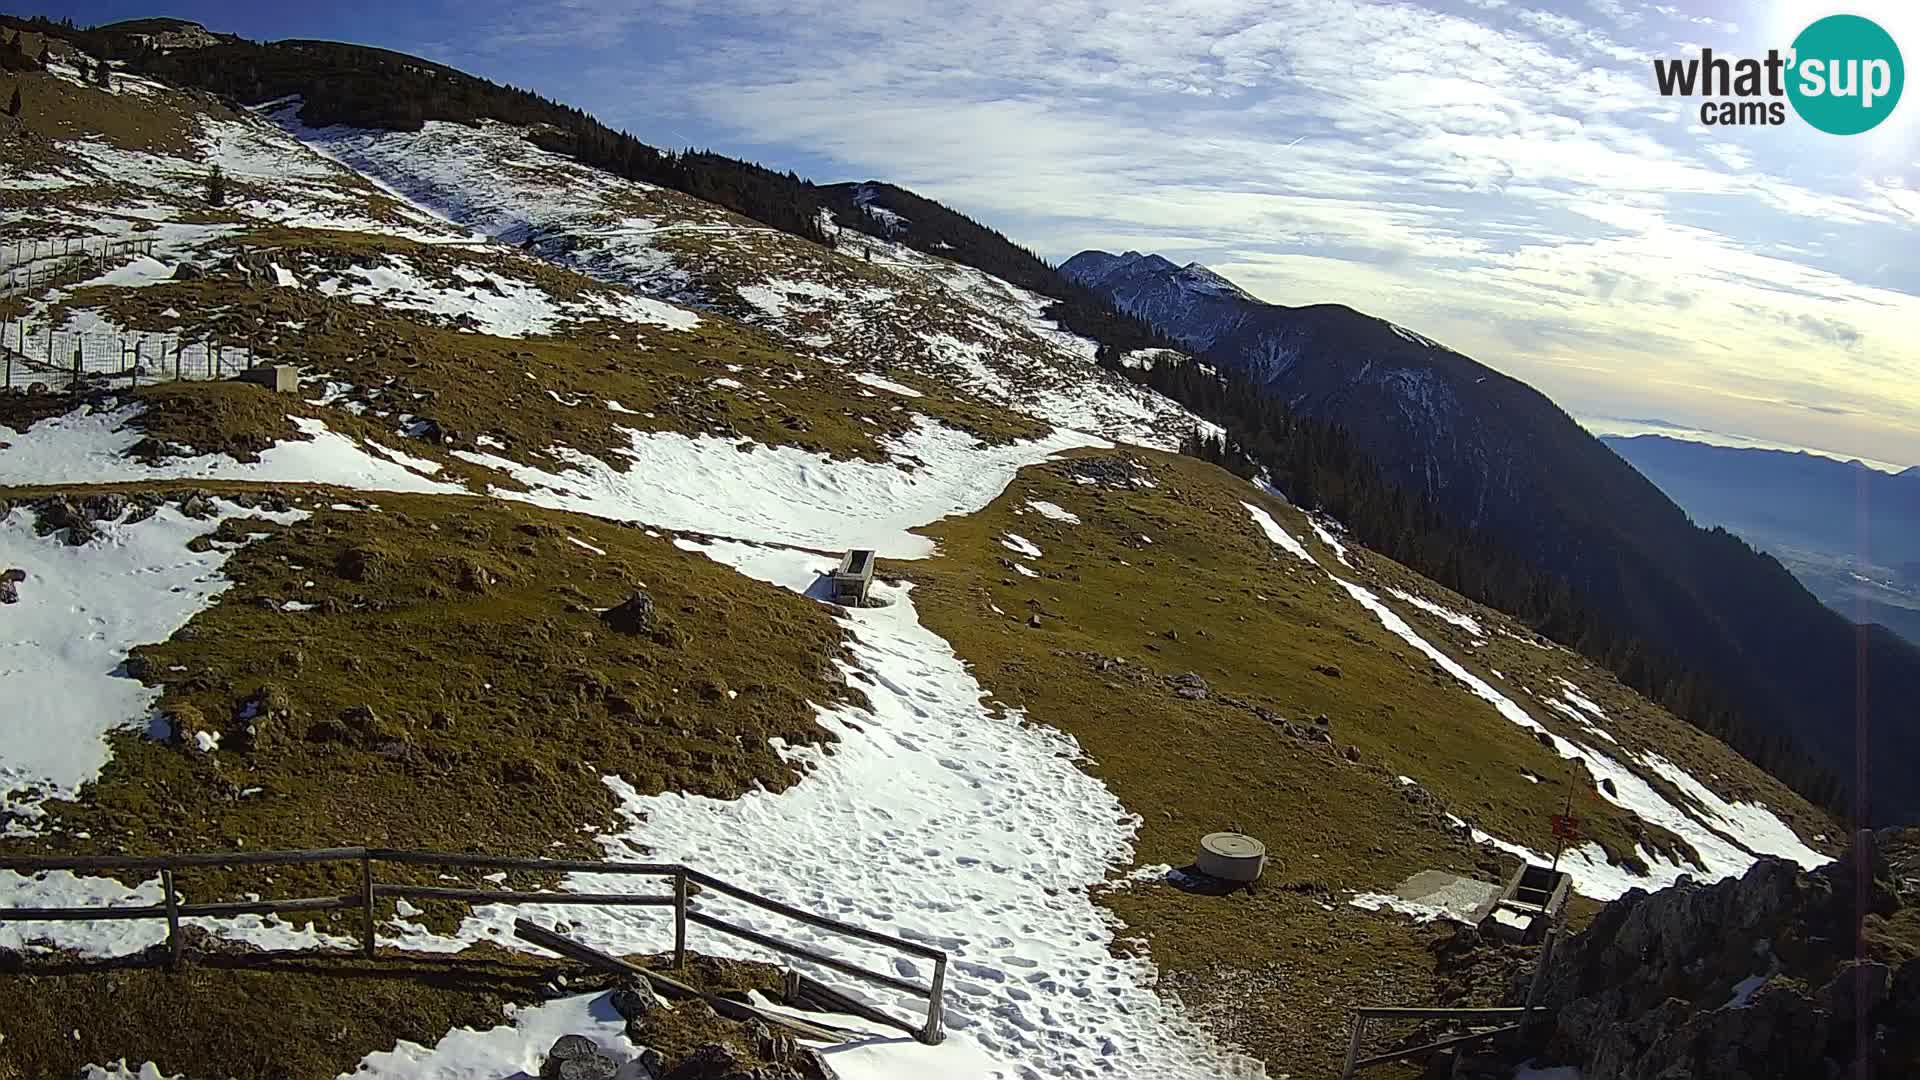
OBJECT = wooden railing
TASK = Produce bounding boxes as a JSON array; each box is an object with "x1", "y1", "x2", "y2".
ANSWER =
[
  {"x1": 0, "y1": 847, "x2": 948, "y2": 1045},
  {"x1": 1340, "y1": 1006, "x2": 1538, "y2": 1078}
]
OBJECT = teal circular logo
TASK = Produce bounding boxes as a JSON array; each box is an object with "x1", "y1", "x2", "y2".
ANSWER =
[{"x1": 1787, "y1": 15, "x2": 1903, "y2": 135}]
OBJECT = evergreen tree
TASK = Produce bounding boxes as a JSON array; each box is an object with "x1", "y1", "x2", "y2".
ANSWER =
[
  {"x1": 7, "y1": 85, "x2": 20, "y2": 118},
  {"x1": 94, "y1": 58, "x2": 111, "y2": 89},
  {"x1": 75, "y1": 57, "x2": 88, "y2": 82},
  {"x1": 205, "y1": 163, "x2": 226, "y2": 206}
]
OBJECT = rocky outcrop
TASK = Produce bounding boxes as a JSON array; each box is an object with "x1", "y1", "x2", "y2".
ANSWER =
[{"x1": 1524, "y1": 829, "x2": 1919, "y2": 1078}]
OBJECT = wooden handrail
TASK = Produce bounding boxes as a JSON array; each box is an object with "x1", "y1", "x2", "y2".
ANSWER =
[{"x1": 0, "y1": 846, "x2": 950, "y2": 1046}]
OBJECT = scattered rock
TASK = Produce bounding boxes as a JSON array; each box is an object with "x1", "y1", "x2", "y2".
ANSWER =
[
  {"x1": 171, "y1": 262, "x2": 204, "y2": 281},
  {"x1": 611, "y1": 982, "x2": 664, "y2": 1022},
  {"x1": 541, "y1": 1035, "x2": 617, "y2": 1080},
  {"x1": 178, "y1": 492, "x2": 216, "y2": 519},
  {"x1": 80, "y1": 492, "x2": 129, "y2": 521},
  {"x1": 1313, "y1": 662, "x2": 1343, "y2": 678},
  {"x1": 1026, "y1": 613, "x2": 1043, "y2": 628},
  {"x1": 33, "y1": 498, "x2": 98, "y2": 546},
  {"x1": 662, "y1": 1042, "x2": 740, "y2": 1080},
  {"x1": 1343, "y1": 744, "x2": 1363, "y2": 763},
  {"x1": 335, "y1": 545, "x2": 386, "y2": 582},
  {"x1": 1599, "y1": 777, "x2": 1618, "y2": 797},
  {"x1": 793, "y1": 1048, "x2": 839, "y2": 1080},
  {"x1": 0, "y1": 567, "x2": 20, "y2": 605},
  {"x1": 1528, "y1": 832, "x2": 1918, "y2": 1079},
  {"x1": 602, "y1": 590, "x2": 658, "y2": 635}
]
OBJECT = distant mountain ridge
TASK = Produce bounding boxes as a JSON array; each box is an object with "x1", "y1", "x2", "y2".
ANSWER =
[
  {"x1": 1604, "y1": 433, "x2": 1920, "y2": 649},
  {"x1": 1064, "y1": 249, "x2": 1920, "y2": 822}
]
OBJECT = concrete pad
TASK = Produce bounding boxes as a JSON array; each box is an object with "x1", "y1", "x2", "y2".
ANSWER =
[{"x1": 1392, "y1": 869, "x2": 1502, "y2": 923}]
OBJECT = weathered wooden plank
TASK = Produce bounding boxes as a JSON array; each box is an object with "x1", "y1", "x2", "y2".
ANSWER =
[
  {"x1": 0, "y1": 848, "x2": 368, "y2": 872},
  {"x1": 790, "y1": 972, "x2": 922, "y2": 1039},
  {"x1": 1349, "y1": 1023, "x2": 1522, "y2": 1070},
  {"x1": 370, "y1": 850, "x2": 679, "y2": 876},
  {"x1": 682, "y1": 869, "x2": 947, "y2": 960},
  {"x1": 510, "y1": 918, "x2": 853, "y2": 1044},
  {"x1": 1354, "y1": 1006, "x2": 1532, "y2": 1020},
  {"x1": 178, "y1": 895, "x2": 361, "y2": 919},
  {"x1": 375, "y1": 885, "x2": 674, "y2": 907},
  {"x1": 687, "y1": 910, "x2": 928, "y2": 999}
]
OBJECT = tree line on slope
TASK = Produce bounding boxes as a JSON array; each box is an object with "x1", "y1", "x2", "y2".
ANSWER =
[
  {"x1": 1153, "y1": 356, "x2": 1850, "y2": 815},
  {"x1": 818, "y1": 182, "x2": 1181, "y2": 355}
]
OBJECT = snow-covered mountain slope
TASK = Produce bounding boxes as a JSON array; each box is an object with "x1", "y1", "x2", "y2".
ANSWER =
[
  {"x1": 280, "y1": 112, "x2": 1214, "y2": 453},
  {"x1": 1063, "y1": 249, "x2": 1920, "y2": 826},
  {"x1": 0, "y1": 35, "x2": 1841, "y2": 1080}
]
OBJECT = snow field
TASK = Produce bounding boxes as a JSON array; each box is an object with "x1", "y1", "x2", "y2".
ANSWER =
[
  {"x1": 275, "y1": 113, "x2": 1215, "y2": 454},
  {"x1": 0, "y1": 499, "x2": 306, "y2": 824},
  {"x1": 1234, "y1": 501, "x2": 1828, "y2": 902},
  {"x1": 453, "y1": 417, "x2": 1106, "y2": 559},
  {"x1": 0, "y1": 405, "x2": 462, "y2": 494},
  {"x1": 362, "y1": 540, "x2": 1264, "y2": 1079}
]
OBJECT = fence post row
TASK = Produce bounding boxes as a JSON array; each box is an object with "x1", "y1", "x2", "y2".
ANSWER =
[{"x1": 0, "y1": 848, "x2": 949, "y2": 1046}]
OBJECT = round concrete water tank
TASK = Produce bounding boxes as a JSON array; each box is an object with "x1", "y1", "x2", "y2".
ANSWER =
[{"x1": 1196, "y1": 832, "x2": 1266, "y2": 882}]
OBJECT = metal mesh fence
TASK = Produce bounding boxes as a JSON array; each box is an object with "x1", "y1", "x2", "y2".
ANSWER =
[
  {"x1": 0, "y1": 237, "x2": 158, "y2": 275},
  {"x1": 2, "y1": 325, "x2": 256, "y2": 394}
]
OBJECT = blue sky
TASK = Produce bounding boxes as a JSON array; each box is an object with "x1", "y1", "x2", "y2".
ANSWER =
[{"x1": 53, "y1": 0, "x2": 1920, "y2": 467}]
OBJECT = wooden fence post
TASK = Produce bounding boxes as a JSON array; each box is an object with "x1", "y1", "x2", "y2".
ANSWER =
[
  {"x1": 1342, "y1": 1013, "x2": 1366, "y2": 1079},
  {"x1": 161, "y1": 865, "x2": 183, "y2": 970},
  {"x1": 361, "y1": 853, "x2": 377, "y2": 959},
  {"x1": 920, "y1": 954, "x2": 948, "y2": 1044},
  {"x1": 673, "y1": 869, "x2": 688, "y2": 969},
  {"x1": 1525, "y1": 926, "x2": 1558, "y2": 1015}
]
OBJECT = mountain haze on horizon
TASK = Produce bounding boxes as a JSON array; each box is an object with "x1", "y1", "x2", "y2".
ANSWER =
[{"x1": 1603, "y1": 433, "x2": 1920, "y2": 650}]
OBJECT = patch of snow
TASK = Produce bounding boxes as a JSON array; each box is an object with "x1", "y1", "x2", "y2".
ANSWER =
[
  {"x1": 0, "y1": 499, "x2": 306, "y2": 823},
  {"x1": 351, "y1": 991, "x2": 634, "y2": 1079},
  {"x1": 1386, "y1": 587, "x2": 1485, "y2": 639},
  {"x1": 1723, "y1": 973, "x2": 1769, "y2": 1010},
  {"x1": 72, "y1": 255, "x2": 175, "y2": 289},
  {"x1": 1240, "y1": 505, "x2": 1825, "y2": 900},
  {"x1": 1348, "y1": 892, "x2": 1462, "y2": 924},
  {"x1": 852, "y1": 372, "x2": 923, "y2": 398},
  {"x1": 999, "y1": 533, "x2": 1042, "y2": 559},
  {"x1": 566, "y1": 536, "x2": 607, "y2": 556},
  {"x1": 451, "y1": 417, "x2": 1105, "y2": 559},
  {"x1": 1309, "y1": 518, "x2": 1352, "y2": 567},
  {"x1": 0, "y1": 405, "x2": 464, "y2": 495},
  {"x1": 1241, "y1": 502, "x2": 1317, "y2": 566},
  {"x1": 1022, "y1": 500, "x2": 1080, "y2": 525}
]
